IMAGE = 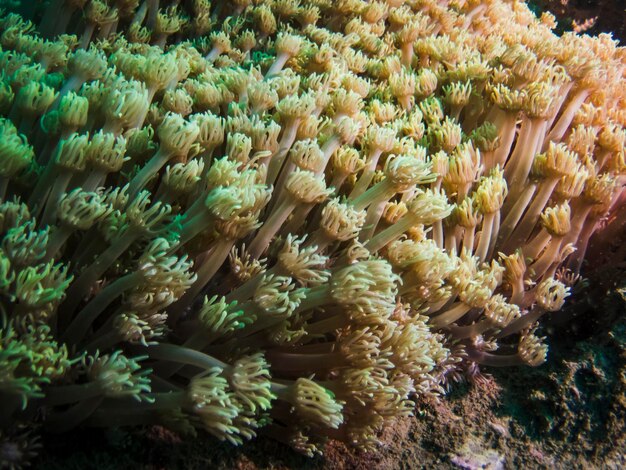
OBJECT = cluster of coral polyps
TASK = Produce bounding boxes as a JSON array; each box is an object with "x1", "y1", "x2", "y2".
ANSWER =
[{"x1": 0, "y1": 0, "x2": 624, "y2": 460}]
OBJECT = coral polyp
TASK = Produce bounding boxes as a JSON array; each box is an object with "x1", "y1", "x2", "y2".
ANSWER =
[{"x1": 0, "y1": 0, "x2": 623, "y2": 463}]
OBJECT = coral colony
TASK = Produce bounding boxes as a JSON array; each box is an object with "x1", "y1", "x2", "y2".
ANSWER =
[{"x1": 0, "y1": 0, "x2": 624, "y2": 463}]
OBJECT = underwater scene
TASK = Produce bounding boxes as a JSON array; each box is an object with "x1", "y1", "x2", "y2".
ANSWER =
[{"x1": 0, "y1": 0, "x2": 624, "y2": 468}]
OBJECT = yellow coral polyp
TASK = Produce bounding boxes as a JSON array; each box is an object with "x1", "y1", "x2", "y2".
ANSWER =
[{"x1": 0, "y1": 0, "x2": 623, "y2": 460}]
